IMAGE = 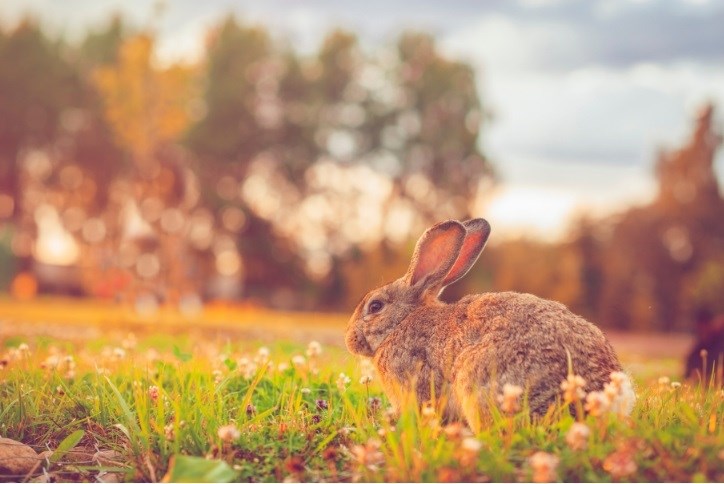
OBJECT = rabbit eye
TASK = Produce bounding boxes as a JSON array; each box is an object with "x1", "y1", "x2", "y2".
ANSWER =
[{"x1": 368, "y1": 299, "x2": 384, "y2": 314}]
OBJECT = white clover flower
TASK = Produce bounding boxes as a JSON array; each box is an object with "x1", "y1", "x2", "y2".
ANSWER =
[
  {"x1": 257, "y1": 346, "x2": 270, "y2": 361},
  {"x1": 529, "y1": 451, "x2": 560, "y2": 483},
  {"x1": 336, "y1": 372, "x2": 351, "y2": 392},
  {"x1": 306, "y1": 341, "x2": 322, "y2": 358},
  {"x1": 359, "y1": 375, "x2": 372, "y2": 385},
  {"x1": 584, "y1": 391, "x2": 610, "y2": 417},
  {"x1": 671, "y1": 381, "x2": 681, "y2": 389},
  {"x1": 560, "y1": 374, "x2": 587, "y2": 403},
  {"x1": 565, "y1": 422, "x2": 591, "y2": 451},
  {"x1": 497, "y1": 383, "x2": 524, "y2": 414},
  {"x1": 461, "y1": 437, "x2": 482, "y2": 454},
  {"x1": 291, "y1": 355, "x2": 306, "y2": 368},
  {"x1": 300, "y1": 387, "x2": 311, "y2": 395},
  {"x1": 217, "y1": 424, "x2": 240, "y2": 442}
]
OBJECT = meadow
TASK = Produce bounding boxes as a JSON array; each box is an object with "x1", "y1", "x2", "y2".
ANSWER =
[{"x1": 0, "y1": 302, "x2": 722, "y2": 483}]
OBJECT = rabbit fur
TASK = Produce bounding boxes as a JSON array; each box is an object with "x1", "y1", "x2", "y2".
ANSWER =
[{"x1": 345, "y1": 218, "x2": 628, "y2": 429}]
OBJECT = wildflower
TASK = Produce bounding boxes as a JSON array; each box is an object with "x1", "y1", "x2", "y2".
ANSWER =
[
  {"x1": 18, "y1": 343, "x2": 30, "y2": 355},
  {"x1": 217, "y1": 423, "x2": 241, "y2": 442},
  {"x1": 360, "y1": 358, "x2": 375, "y2": 383},
  {"x1": 237, "y1": 356, "x2": 258, "y2": 379},
  {"x1": 257, "y1": 346, "x2": 270, "y2": 361},
  {"x1": 306, "y1": 341, "x2": 322, "y2": 358},
  {"x1": 421, "y1": 403, "x2": 436, "y2": 418},
  {"x1": 64, "y1": 355, "x2": 76, "y2": 369},
  {"x1": 658, "y1": 376, "x2": 670, "y2": 385},
  {"x1": 336, "y1": 372, "x2": 351, "y2": 392},
  {"x1": 278, "y1": 362, "x2": 290, "y2": 372},
  {"x1": 529, "y1": 451, "x2": 560, "y2": 483},
  {"x1": 605, "y1": 372, "x2": 636, "y2": 415},
  {"x1": 311, "y1": 414, "x2": 321, "y2": 424},
  {"x1": 291, "y1": 355, "x2": 306, "y2": 368},
  {"x1": 164, "y1": 423, "x2": 175, "y2": 440},
  {"x1": 603, "y1": 449, "x2": 637, "y2": 478},
  {"x1": 56, "y1": 385, "x2": 65, "y2": 395},
  {"x1": 584, "y1": 391, "x2": 610, "y2": 416},
  {"x1": 497, "y1": 383, "x2": 524, "y2": 414},
  {"x1": 112, "y1": 347, "x2": 126, "y2": 360},
  {"x1": 443, "y1": 422, "x2": 464, "y2": 440},
  {"x1": 565, "y1": 422, "x2": 590, "y2": 451},
  {"x1": 300, "y1": 387, "x2": 311, "y2": 395},
  {"x1": 148, "y1": 385, "x2": 160, "y2": 402},
  {"x1": 351, "y1": 438, "x2": 385, "y2": 471},
  {"x1": 41, "y1": 355, "x2": 61, "y2": 370},
  {"x1": 560, "y1": 374, "x2": 586, "y2": 403},
  {"x1": 212, "y1": 369, "x2": 224, "y2": 384},
  {"x1": 461, "y1": 437, "x2": 482, "y2": 454},
  {"x1": 671, "y1": 381, "x2": 681, "y2": 389},
  {"x1": 368, "y1": 397, "x2": 381, "y2": 413},
  {"x1": 359, "y1": 375, "x2": 373, "y2": 385},
  {"x1": 246, "y1": 404, "x2": 256, "y2": 416},
  {"x1": 121, "y1": 333, "x2": 137, "y2": 350},
  {"x1": 316, "y1": 399, "x2": 329, "y2": 411}
]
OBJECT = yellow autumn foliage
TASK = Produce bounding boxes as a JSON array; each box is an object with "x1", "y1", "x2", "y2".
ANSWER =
[{"x1": 92, "y1": 34, "x2": 198, "y2": 163}]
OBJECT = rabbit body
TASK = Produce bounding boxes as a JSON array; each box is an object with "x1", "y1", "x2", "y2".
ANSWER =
[{"x1": 346, "y1": 219, "x2": 626, "y2": 428}]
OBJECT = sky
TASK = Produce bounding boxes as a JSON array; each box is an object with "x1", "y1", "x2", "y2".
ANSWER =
[{"x1": 3, "y1": 0, "x2": 723, "y2": 241}]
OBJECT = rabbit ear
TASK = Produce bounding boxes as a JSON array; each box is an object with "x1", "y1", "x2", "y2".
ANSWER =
[
  {"x1": 406, "y1": 220, "x2": 467, "y2": 290},
  {"x1": 441, "y1": 218, "x2": 491, "y2": 288}
]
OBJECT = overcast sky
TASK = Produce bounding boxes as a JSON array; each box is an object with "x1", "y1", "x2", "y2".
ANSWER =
[{"x1": 3, "y1": 0, "x2": 723, "y2": 239}]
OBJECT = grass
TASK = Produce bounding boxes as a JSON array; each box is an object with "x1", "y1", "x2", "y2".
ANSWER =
[{"x1": 1, "y1": 327, "x2": 722, "y2": 482}]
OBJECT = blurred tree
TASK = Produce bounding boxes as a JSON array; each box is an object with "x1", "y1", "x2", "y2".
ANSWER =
[
  {"x1": 185, "y1": 16, "x2": 310, "y2": 305},
  {"x1": 93, "y1": 33, "x2": 197, "y2": 169},
  {"x1": 0, "y1": 20, "x2": 83, "y2": 220},
  {"x1": 598, "y1": 104, "x2": 724, "y2": 331},
  {"x1": 80, "y1": 15, "x2": 127, "y2": 67}
]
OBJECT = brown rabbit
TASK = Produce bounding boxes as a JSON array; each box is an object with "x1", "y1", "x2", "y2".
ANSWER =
[{"x1": 345, "y1": 218, "x2": 631, "y2": 429}]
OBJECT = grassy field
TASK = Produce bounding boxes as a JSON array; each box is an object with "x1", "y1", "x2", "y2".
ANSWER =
[{"x1": 0, "y1": 303, "x2": 722, "y2": 482}]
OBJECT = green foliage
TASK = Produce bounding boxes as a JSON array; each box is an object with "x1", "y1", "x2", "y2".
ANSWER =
[{"x1": 162, "y1": 455, "x2": 236, "y2": 483}]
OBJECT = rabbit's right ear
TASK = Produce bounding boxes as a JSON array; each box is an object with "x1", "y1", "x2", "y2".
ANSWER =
[
  {"x1": 441, "y1": 218, "x2": 491, "y2": 287},
  {"x1": 405, "y1": 220, "x2": 466, "y2": 291}
]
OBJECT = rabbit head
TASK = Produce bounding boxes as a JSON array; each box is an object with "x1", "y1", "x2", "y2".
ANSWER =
[{"x1": 345, "y1": 218, "x2": 491, "y2": 357}]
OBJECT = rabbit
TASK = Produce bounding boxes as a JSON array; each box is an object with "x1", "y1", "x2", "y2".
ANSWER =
[{"x1": 345, "y1": 218, "x2": 631, "y2": 430}]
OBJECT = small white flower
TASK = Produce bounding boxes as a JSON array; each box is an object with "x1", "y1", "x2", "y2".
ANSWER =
[
  {"x1": 584, "y1": 391, "x2": 610, "y2": 416},
  {"x1": 306, "y1": 341, "x2": 322, "y2": 358},
  {"x1": 359, "y1": 375, "x2": 373, "y2": 385},
  {"x1": 257, "y1": 346, "x2": 270, "y2": 359},
  {"x1": 291, "y1": 355, "x2": 306, "y2": 367},
  {"x1": 565, "y1": 422, "x2": 590, "y2": 451},
  {"x1": 300, "y1": 387, "x2": 311, "y2": 395},
  {"x1": 671, "y1": 381, "x2": 681, "y2": 389},
  {"x1": 560, "y1": 374, "x2": 586, "y2": 403},
  {"x1": 529, "y1": 451, "x2": 560, "y2": 483},
  {"x1": 217, "y1": 424, "x2": 240, "y2": 442},
  {"x1": 112, "y1": 347, "x2": 126, "y2": 360},
  {"x1": 658, "y1": 376, "x2": 670, "y2": 385},
  {"x1": 461, "y1": 437, "x2": 482, "y2": 454},
  {"x1": 497, "y1": 383, "x2": 524, "y2": 413},
  {"x1": 336, "y1": 372, "x2": 351, "y2": 392}
]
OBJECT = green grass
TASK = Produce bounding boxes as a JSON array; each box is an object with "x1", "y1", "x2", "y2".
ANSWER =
[{"x1": 0, "y1": 333, "x2": 722, "y2": 482}]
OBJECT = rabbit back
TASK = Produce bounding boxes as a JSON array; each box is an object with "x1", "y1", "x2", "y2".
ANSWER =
[{"x1": 452, "y1": 291, "x2": 622, "y2": 421}]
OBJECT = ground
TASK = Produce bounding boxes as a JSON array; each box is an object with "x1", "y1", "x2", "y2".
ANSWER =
[{"x1": 0, "y1": 297, "x2": 721, "y2": 482}]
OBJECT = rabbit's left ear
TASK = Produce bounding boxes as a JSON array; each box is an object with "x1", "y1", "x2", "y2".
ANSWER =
[
  {"x1": 406, "y1": 220, "x2": 466, "y2": 290},
  {"x1": 441, "y1": 218, "x2": 491, "y2": 287}
]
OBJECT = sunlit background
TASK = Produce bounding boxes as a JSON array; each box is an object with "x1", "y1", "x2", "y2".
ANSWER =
[{"x1": 0, "y1": 0, "x2": 722, "y2": 337}]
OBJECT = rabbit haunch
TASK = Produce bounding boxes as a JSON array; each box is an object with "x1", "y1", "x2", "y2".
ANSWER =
[{"x1": 345, "y1": 218, "x2": 632, "y2": 429}]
